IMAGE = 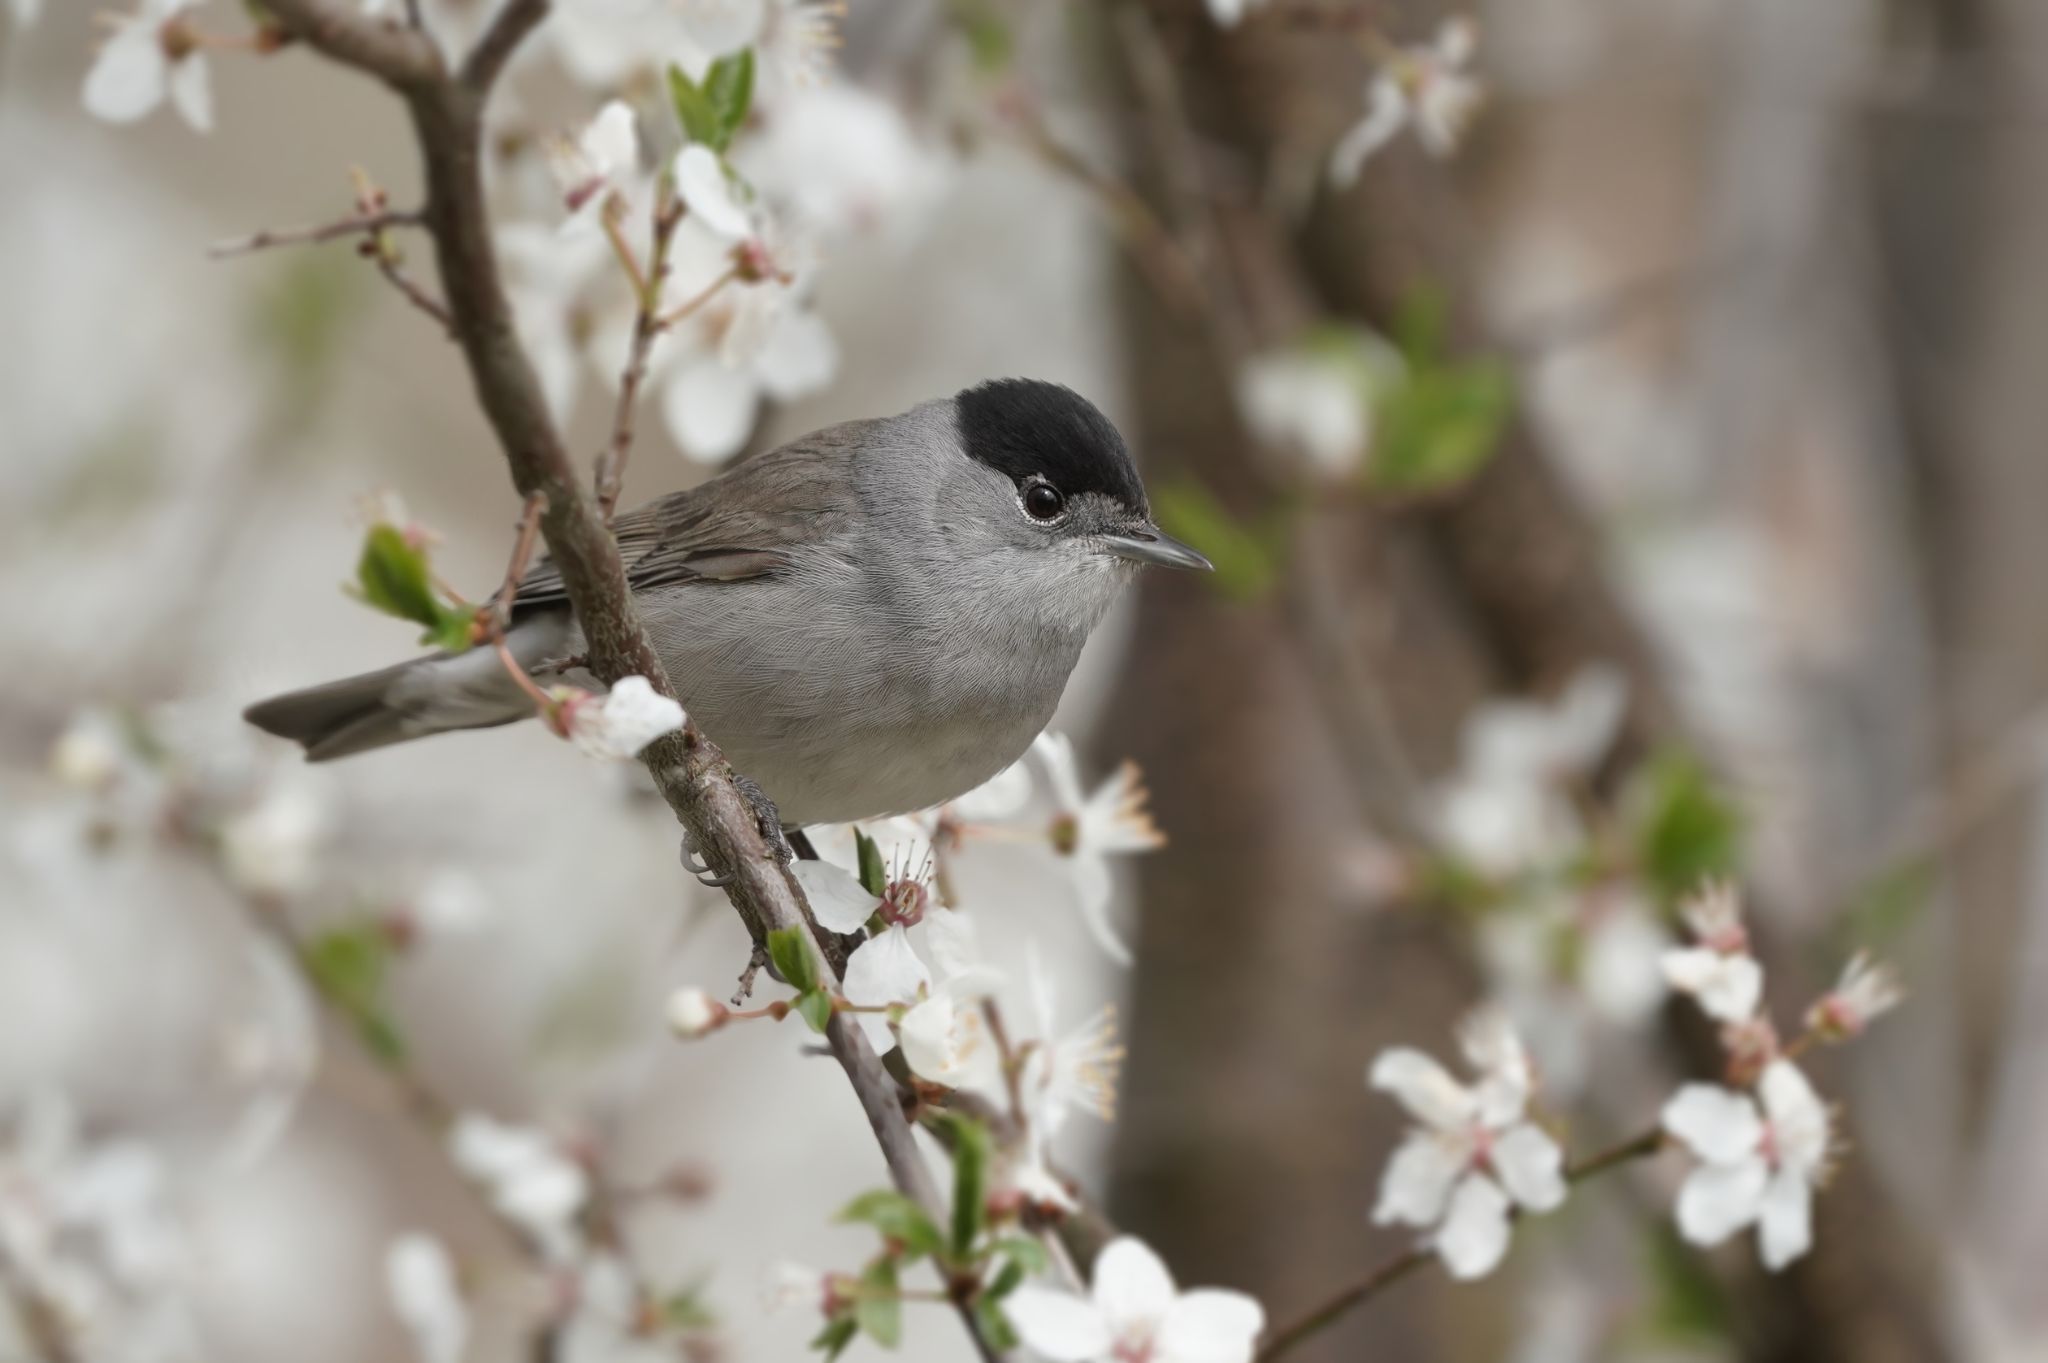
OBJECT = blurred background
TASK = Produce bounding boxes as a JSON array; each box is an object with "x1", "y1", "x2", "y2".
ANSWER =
[{"x1": 1, "y1": 0, "x2": 2039, "y2": 1360}]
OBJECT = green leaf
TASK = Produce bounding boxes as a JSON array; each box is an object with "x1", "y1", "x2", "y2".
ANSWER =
[
  {"x1": 423, "y1": 603, "x2": 479, "y2": 654},
  {"x1": 661, "y1": 1282, "x2": 718, "y2": 1331},
  {"x1": 855, "y1": 1258, "x2": 901, "y2": 1348},
  {"x1": 1368, "y1": 359, "x2": 1513, "y2": 496},
  {"x1": 810, "y1": 1316, "x2": 858, "y2": 1360},
  {"x1": 984, "y1": 1258, "x2": 1025, "y2": 1300},
  {"x1": 946, "y1": 0, "x2": 1013, "y2": 71},
  {"x1": 1392, "y1": 283, "x2": 1452, "y2": 366},
  {"x1": 934, "y1": 1113, "x2": 990, "y2": 1259},
  {"x1": 704, "y1": 49, "x2": 755, "y2": 147},
  {"x1": 767, "y1": 926, "x2": 821, "y2": 994},
  {"x1": 1632, "y1": 749, "x2": 1744, "y2": 905},
  {"x1": 1835, "y1": 861, "x2": 1931, "y2": 958},
  {"x1": 855, "y1": 828, "x2": 888, "y2": 899},
  {"x1": 989, "y1": 1236, "x2": 1049, "y2": 1277},
  {"x1": 353, "y1": 524, "x2": 443, "y2": 630},
  {"x1": 794, "y1": 988, "x2": 835, "y2": 1035},
  {"x1": 1151, "y1": 479, "x2": 1286, "y2": 603},
  {"x1": 972, "y1": 1294, "x2": 1020, "y2": 1351},
  {"x1": 301, "y1": 923, "x2": 407, "y2": 1063},
  {"x1": 666, "y1": 64, "x2": 723, "y2": 149},
  {"x1": 1639, "y1": 1224, "x2": 1732, "y2": 1344},
  {"x1": 838, "y1": 1190, "x2": 946, "y2": 1260}
]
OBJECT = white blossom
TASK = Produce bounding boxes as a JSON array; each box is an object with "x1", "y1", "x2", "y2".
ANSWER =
[
  {"x1": 49, "y1": 711, "x2": 128, "y2": 790},
  {"x1": 741, "y1": 83, "x2": 948, "y2": 239},
  {"x1": 1369, "y1": 1009, "x2": 1566, "y2": 1279},
  {"x1": 1004, "y1": 1236, "x2": 1264, "y2": 1363},
  {"x1": 1661, "y1": 883, "x2": 1763, "y2": 1024},
  {"x1": 385, "y1": 1233, "x2": 468, "y2": 1363},
  {"x1": 1016, "y1": 947, "x2": 1122, "y2": 1141},
  {"x1": 448, "y1": 1115, "x2": 587, "y2": 1261},
  {"x1": 945, "y1": 754, "x2": 1035, "y2": 824},
  {"x1": 83, "y1": 0, "x2": 213, "y2": 132},
  {"x1": 754, "y1": 0, "x2": 844, "y2": 88},
  {"x1": 559, "y1": 1254, "x2": 669, "y2": 1363},
  {"x1": 1805, "y1": 952, "x2": 1902, "y2": 1041},
  {"x1": 499, "y1": 222, "x2": 613, "y2": 427},
  {"x1": 548, "y1": 100, "x2": 641, "y2": 236},
  {"x1": 666, "y1": 986, "x2": 727, "y2": 1039},
  {"x1": 1329, "y1": 17, "x2": 1484, "y2": 186},
  {"x1": 1432, "y1": 666, "x2": 1625, "y2": 877},
  {"x1": 1234, "y1": 347, "x2": 1376, "y2": 477},
  {"x1": 1661, "y1": 1060, "x2": 1831, "y2": 1270},
  {"x1": 1036, "y1": 732, "x2": 1166, "y2": 966},
  {"x1": 790, "y1": 859, "x2": 882, "y2": 933},
  {"x1": 551, "y1": 676, "x2": 686, "y2": 760},
  {"x1": 760, "y1": 1258, "x2": 846, "y2": 1317},
  {"x1": 673, "y1": 144, "x2": 756, "y2": 241},
  {"x1": 1204, "y1": 0, "x2": 1267, "y2": 27},
  {"x1": 218, "y1": 775, "x2": 330, "y2": 898},
  {"x1": 655, "y1": 276, "x2": 838, "y2": 463}
]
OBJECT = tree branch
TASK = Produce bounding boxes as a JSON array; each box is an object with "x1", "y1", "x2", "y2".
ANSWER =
[{"x1": 258, "y1": 18, "x2": 1004, "y2": 1361}]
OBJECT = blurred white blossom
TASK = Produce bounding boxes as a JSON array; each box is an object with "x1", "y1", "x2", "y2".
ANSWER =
[
  {"x1": 1204, "y1": 0, "x2": 1267, "y2": 27},
  {"x1": 83, "y1": 0, "x2": 213, "y2": 132},
  {"x1": 218, "y1": 775, "x2": 330, "y2": 898},
  {"x1": 448, "y1": 1115, "x2": 588, "y2": 1262},
  {"x1": 1661, "y1": 1060, "x2": 1831, "y2": 1270},
  {"x1": 385, "y1": 1233, "x2": 468, "y2": 1363},
  {"x1": 48, "y1": 711, "x2": 128, "y2": 790},
  {"x1": 1234, "y1": 330, "x2": 1404, "y2": 478},
  {"x1": 1433, "y1": 666, "x2": 1625, "y2": 877},
  {"x1": 1329, "y1": 16, "x2": 1484, "y2": 185},
  {"x1": 666, "y1": 985, "x2": 727, "y2": 1039},
  {"x1": 1660, "y1": 883, "x2": 1764, "y2": 1024},
  {"x1": 1805, "y1": 953, "x2": 1902, "y2": 1041},
  {"x1": 548, "y1": 100, "x2": 641, "y2": 237},
  {"x1": 1004, "y1": 1235, "x2": 1264, "y2": 1363},
  {"x1": 1370, "y1": 1009, "x2": 1566, "y2": 1279}
]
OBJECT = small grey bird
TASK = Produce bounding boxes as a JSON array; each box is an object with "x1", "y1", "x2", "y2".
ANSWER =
[{"x1": 244, "y1": 379, "x2": 1210, "y2": 828}]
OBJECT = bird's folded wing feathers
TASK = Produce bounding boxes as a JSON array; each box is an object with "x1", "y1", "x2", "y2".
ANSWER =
[{"x1": 508, "y1": 421, "x2": 872, "y2": 613}]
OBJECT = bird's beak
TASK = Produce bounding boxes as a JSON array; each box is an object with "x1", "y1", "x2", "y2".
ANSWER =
[{"x1": 1099, "y1": 524, "x2": 1215, "y2": 572}]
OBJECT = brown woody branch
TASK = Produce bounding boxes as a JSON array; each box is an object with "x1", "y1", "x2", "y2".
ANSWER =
[{"x1": 250, "y1": 3, "x2": 1001, "y2": 1357}]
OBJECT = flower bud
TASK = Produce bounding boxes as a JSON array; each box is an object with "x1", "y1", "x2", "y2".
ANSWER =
[{"x1": 667, "y1": 987, "x2": 727, "y2": 1040}]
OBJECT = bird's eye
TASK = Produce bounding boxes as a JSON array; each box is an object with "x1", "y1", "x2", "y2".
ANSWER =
[{"x1": 1022, "y1": 482, "x2": 1065, "y2": 521}]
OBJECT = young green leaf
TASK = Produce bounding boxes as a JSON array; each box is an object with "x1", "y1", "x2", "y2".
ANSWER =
[
  {"x1": 855, "y1": 828, "x2": 888, "y2": 899},
  {"x1": 837, "y1": 1191, "x2": 946, "y2": 1260},
  {"x1": 1368, "y1": 359, "x2": 1513, "y2": 496},
  {"x1": 666, "y1": 63, "x2": 723, "y2": 149},
  {"x1": 353, "y1": 524, "x2": 443, "y2": 629},
  {"x1": 766, "y1": 925, "x2": 822, "y2": 995},
  {"x1": 794, "y1": 989, "x2": 835, "y2": 1035},
  {"x1": 810, "y1": 1316, "x2": 858, "y2": 1360},
  {"x1": 1151, "y1": 479, "x2": 1286, "y2": 603},
  {"x1": 972, "y1": 1294, "x2": 1020, "y2": 1351},
  {"x1": 855, "y1": 1258, "x2": 901, "y2": 1347},
  {"x1": 704, "y1": 49, "x2": 755, "y2": 147},
  {"x1": 989, "y1": 1235, "x2": 1049, "y2": 1277},
  {"x1": 301, "y1": 923, "x2": 407, "y2": 1062},
  {"x1": 1632, "y1": 749, "x2": 1743, "y2": 905}
]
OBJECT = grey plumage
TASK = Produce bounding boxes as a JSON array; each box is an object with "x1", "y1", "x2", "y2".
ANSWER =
[{"x1": 244, "y1": 382, "x2": 1209, "y2": 828}]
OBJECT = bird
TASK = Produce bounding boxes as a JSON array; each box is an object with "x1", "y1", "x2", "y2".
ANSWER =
[{"x1": 243, "y1": 379, "x2": 1211, "y2": 832}]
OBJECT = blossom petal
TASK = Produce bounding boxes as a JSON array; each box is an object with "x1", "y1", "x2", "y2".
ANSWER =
[
  {"x1": 789, "y1": 860, "x2": 882, "y2": 934},
  {"x1": 662, "y1": 357, "x2": 758, "y2": 462},
  {"x1": 1070, "y1": 856, "x2": 1134, "y2": 966},
  {"x1": 1661, "y1": 948, "x2": 1763, "y2": 1023},
  {"x1": 1674, "y1": 1157, "x2": 1768, "y2": 1248},
  {"x1": 1372, "y1": 1133, "x2": 1466, "y2": 1228},
  {"x1": 1004, "y1": 1286, "x2": 1111, "y2": 1362},
  {"x1": 1091, "y1": 1237, "x2": 1178, "y2": 1332},
  {"x1": 1661, "y1": 1084, "x2": 1763, "y2": 1165},
  {"x1": 1157, "y1": 1289, "x2": 1266, "y2": 1363},
  {"x1": 675, "y1": 144, "x2": 754, "y2": 240},
  {"x1": 1435, "y1": 1176, "x2": 1513, "y2": 1280},
  {"x1": 841, "y1": 925, "x2": 930, "y2": 1009},
  {"x1": 1367, "y1": 1049, "x2": 1476, "y2": 1130},
  {"x1": 1758, "y1": 1060, "x2": 1830, "y2": 1176},
  {"x1": 1491, "y1": 1123, "x2": 1566, "y2": 1213},
  {"x1": 1328, "y1": 79, "x2": 1408, "y2": 188},
  {"x1": 1757, "y1": 1168, "x2": 1814, "y2": 1271},
  {"x1": 755, "y1": 307, "x2": 839, "y2": 401},
  {"x1": 168, "y1": 54, "x2": 212, "y2": 132},
  {"x1": 82, "y1": 24, "x2": 167, "y2": 124}
]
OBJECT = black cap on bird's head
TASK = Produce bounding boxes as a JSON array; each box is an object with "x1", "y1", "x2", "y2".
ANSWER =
[{"x1": 953, "y1": 378, "x2": 1212, "y2": 572}]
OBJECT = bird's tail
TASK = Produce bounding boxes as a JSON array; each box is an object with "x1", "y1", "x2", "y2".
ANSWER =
[
  {"x1": 244, "y1": 618, "x2": 571, "y2": 761},
  {"x1": 243, "y1": 658, "x2": 445, "y2": 761}
]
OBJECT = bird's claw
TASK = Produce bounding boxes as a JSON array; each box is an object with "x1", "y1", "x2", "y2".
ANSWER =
[{"x1": 680, "y1": 833, "x2": 735, "y2": 888}]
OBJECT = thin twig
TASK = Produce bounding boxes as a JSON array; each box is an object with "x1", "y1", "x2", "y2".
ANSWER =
[
  {"x1": 1253, "y1": 1126, "x2": 1666, "y2": 1362},
  {"x1": 597, "y1": 196, "x2": 688, "y2": 521},
  {"x1": 208, "y1": 207, "x2": 423, "y2": 258},
  {"x1": 363, "y1": 242, "x2": 458, "y2": 333}
]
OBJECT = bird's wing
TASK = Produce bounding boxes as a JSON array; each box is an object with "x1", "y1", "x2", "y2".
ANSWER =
[{"x1": 509, "y1": 420, "x2": 874, "y2": 614}]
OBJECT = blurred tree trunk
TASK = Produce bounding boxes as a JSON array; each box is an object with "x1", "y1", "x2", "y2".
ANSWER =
[{"x1": 1101, "y1": 3, "x2": 1957, "y2": 1360}]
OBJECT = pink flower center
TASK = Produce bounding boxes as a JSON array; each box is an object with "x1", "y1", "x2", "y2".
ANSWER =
[{"x1": 880, "y1": 878, "x2": 927, "y2": 928}]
